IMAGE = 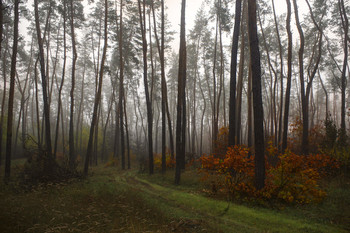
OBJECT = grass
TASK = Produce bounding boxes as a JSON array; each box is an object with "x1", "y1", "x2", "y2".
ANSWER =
[{"x1": 0, "y1": 160, "x2": 349, "y2": 232}]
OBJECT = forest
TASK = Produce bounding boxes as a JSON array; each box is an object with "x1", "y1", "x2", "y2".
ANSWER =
[{"x1": 0, "y1": 0, "x2": 349, "y2": 232}]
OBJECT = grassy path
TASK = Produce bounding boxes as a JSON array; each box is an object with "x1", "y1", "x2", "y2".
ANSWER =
[
  {"x1": 0, "y1": 166, "x2": 348, "y2": 232},
  {"x1": 118, "y1": 170, "x2": 347, "y2": 233}
]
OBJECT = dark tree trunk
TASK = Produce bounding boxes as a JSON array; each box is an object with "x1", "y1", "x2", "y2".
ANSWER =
[
  {"x1": 271, "y1": 0, "x2": 284, "y2": 149},
  {"x1": 84, "y1": 0, "x2": 108, "y2": 176},
  {"x1": 0, "y1": 0, "x2": 4, "y2": 167},
  {"x1": 236, "y1": 4, "x2": 246, "y2": 145},
  {"x1": 152, "y1": 0, "x2": 169, "y2": 172},
  {"x1": 175, "y1": 0, "x2": 187, "y2": 185},
  {"x1": 292, "y1": 0, "x2": 308, "y2": 154},
  {"x1": 124, "y1": 94, "x2": 130, "y2": 169},
  {"x1": 119, "y1": 0, "x2": 125, "y2": 170},
  {"x1": 282, "y1": 0, "x2": 293, "y2": 153},
  {"x1": 4, "y1": 0, "x2": 19, "y2": 181},
  {"x1": 138, "y1": 0, "x2": 153, "y2": 174},
  {"x1": 54, "y1": 0, "x2": 66, "y2": 158},
  {"x1": 34, "y1": 0, "x2": 53, "y2": 159},
  {"x1": 248, "y1": 0, "x2": 265, "y2": 190},
  {"x1": 228, "y1": 0, "x2": 242, "y2": 147},
  {"x1": 339, "y1": 0, "x2": 349, "y2": 145},
  {"x1": 69, "y1": 0, "x2": 77, "y2": 169}
]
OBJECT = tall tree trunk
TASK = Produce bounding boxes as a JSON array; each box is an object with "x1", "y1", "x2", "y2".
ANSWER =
[
  {"x1": 175, "y1": 0, "x2": 187, "y2": 185},
  {"x1": 53, "y1": 1, "x2": 66, "y2": 158},
  {"x1": 212, "y1": 18, "x2": 218, "y2": 152},
  {"x1": 69, "y1": 0, "x2": 77, "y2": 169},
  {"x1": 236, "y1": 3, "x2": 246, "y2": 145},
  {"x1": 228, "y1": 0, "x2": 242, "y2": 147},
  {"x1": 124, "y1": 94, "x2": 130, "y2": 169},
  {"x1": 138, "y1": 0, "x2": 153, "y2": 174},
  {"x1": 248, "y1": 0, "x2": 265, "y2": 190},
  {"x1": 318, "y1": 70, "x2": 328, "y2": 119},
  {"x1": 34, "y1": 0, "x2": 53, "y2": 159},
  {"x1": 199, "y1": 80, "x2": 206, "y2": 156},
  {"x1": 75, "y1": 55, "x2": 86, "y2": 154},
  {"x1": 271, "y1": 0, "x2": 284, "y2": 148},
  {"x1": 339, "y1": 0, "x2": 349, "y2": 145},
  {"x1": 34, "y1": 60, "x2": 42, "y2": 148},
  {"x1": 0, "y1": 5, "x2": 6, "y2": 166},
  {"x1": 151, "y1": 0, "x2": 169, "y2": 171},
  {"x1": 292, "y1": 0, "x2": 308, "y2": 154},
  {"x1": 84, "y1": 0, "x2": 108, "y2": 176},
  {"x1": 4, "y1": 0, "x2": 19, "y2": 181},
  {"x1": 282, "y1": 0, "x2": 292, "y2": 152},
  {"x1": 119, "y1": 0, "x2": 125, "y2": 170}
]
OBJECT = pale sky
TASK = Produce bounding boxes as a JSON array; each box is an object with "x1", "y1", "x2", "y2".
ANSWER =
[
  {"x1": 19, "y1": 0, "x2": 308, "y2": 52},
  {"x1": 164, "y1": 0, "x2": 306, "y2": 51}
]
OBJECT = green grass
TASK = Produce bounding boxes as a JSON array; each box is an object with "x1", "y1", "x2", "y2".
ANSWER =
[
  {"x1": 134, "y1": 169, "x2": 349, "y2": 233},
  {"x1": 0, "y1": 161, "x2": 349, "y2": 232}
]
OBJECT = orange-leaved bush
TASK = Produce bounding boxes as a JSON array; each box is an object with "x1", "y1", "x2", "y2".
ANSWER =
[
  {"x1": 199, "y1": 144, "x2": 339, "y2": 204},
  {"x1": 200, "y1": 145, "x2": 255, "y2": 197}
]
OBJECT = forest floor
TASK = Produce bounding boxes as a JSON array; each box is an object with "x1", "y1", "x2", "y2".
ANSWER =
[{"x1": 0, "y1": 160, "x2": 349, "y2": 233}]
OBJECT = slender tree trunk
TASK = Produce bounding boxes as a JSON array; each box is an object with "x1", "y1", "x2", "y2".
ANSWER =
[
  {"x1": 236, "y1": 4, "x2": 246, "y2": 145},
  {"x1": 34, "y1": 60, "x2": 42, "y2": 148},
  {"x1": 124, "y1": 94, "x2": 130, "y2": 169},
  {"x1": 282, "y1": 0, "x2": 292, "y2": 152},
  {"x1": 119, "y1": 0, "x2": 125, "y2": 170},
  {"x1": 318, "y1": 70, "x2": 328, "y2": 119},
  {"x1": 138, "y1": 0, "x2": 153, "y2": 174},
  {"x1": 69, "y1": 0, "x2": 77, "y2": 169},
  {"x1": 339, "y1": 0, "x2": 349, "y2": 145},
  {"x1": 292, "y1": 0, "x2": 308, "y2": 154},
  {"x1": 152, "y1": 0, "x2": 169, "y2": 171},
  {"x1": 228, "y1": 0, "x2": 242, "y2": 147},
  {"x1": 247, "y1": 65, "x2": 253, "y2": 148},
  {"x1": 0, "y1": 0, "x2": 4, "y2": 166},
  {"x1": 53, "y1": 3, "x2": 66, "y2": 158},
  {"x1": 199, "y1": 80, "x2": 206, "y2": 156},
  {"x1": 212, "y1": 18, "x2": 218, "y2": 152},
  {"x1": 4, "y1": 0, "x2": 19, "y2": 181},
  {"x1": 84, "y1": 0, "x2": 108, "y2": 176},
  {"x1": 271, "y1": 0, "x2": 284, "y2": 148},
  {"x1": 34, "y1": 0, "x2": 53, "y2": 159}
]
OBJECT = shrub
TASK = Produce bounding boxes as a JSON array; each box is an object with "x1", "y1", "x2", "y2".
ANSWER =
[
  {"x1": 20, "y1": 148, "x2": 81, "y2": 187},
  {"x1": 199, "y1": 145, "x2": 339, "y2": 204},
  {"x1": 320, "y1": 117, "x2": 350, "y2": 170},
  {"x1": 154, "y1": 150, "x2": 176, "y2": 171},
  {"x1": 288, "y1": 117, "x2": 325, "y2": 154}
]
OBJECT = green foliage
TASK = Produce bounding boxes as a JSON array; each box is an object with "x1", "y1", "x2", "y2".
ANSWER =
[{"x1": 320, "y1": 117, "x2": 350, "y2": 169}]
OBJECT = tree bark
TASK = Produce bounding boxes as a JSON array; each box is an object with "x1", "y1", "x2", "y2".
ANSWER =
[
  {"x1": 84, "y1": 0, "x2": 108, "y2": 176},
  {"x1": 4, "y1": 0, "x2": 19, "y2": 181},
  {"x1": 0, "y1": 0, "x2": 4, "y2": 167},
  {"x1": 54, "y1": 0, "x2": 66, "y2": 158},
  {"x1": 338, "y1": 0, "x2": 349, "y2": 145},
  {"x1": 228, "y1": 0, "x2": 242, "y2": 147},
  {"x1": 34, "y1": 0, "x2": 53, "y2": 159},
  {"x1": 119, "y1": 0, "x2": 126, "y2": 169},
  {"x1": 138, "y1": 0, "x2": 153, "y2": 174},
  {"x1": 69, "y1": 0, "x2": 77, "y2": 169},
  {"x1": 282, "y1": 0, "x2": 293, "y2": 153},
  {"x1": 175, "y1": 0, "x2": 187, "y2": 184},
  {"x1": 248, "y1": 0, "x2": 265, "y2": 190}
]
